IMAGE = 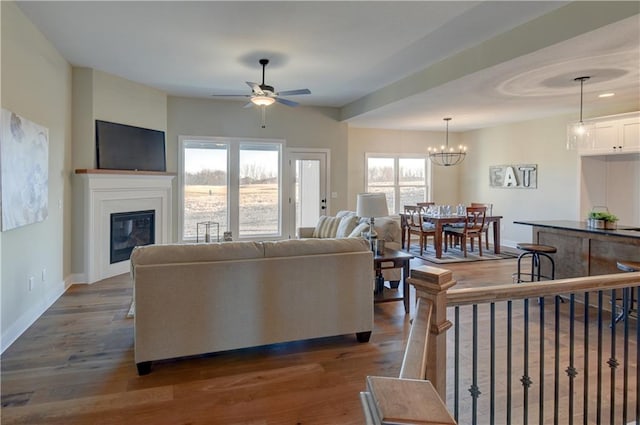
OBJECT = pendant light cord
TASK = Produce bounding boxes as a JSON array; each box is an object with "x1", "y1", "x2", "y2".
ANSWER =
[{"x1": 575, "y1": 76, "x2": 590, "y2": 124}]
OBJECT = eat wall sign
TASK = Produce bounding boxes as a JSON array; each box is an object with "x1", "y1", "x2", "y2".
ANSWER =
[{"x1": 489, "y1": 164, "x2": 537, "y2": 189}]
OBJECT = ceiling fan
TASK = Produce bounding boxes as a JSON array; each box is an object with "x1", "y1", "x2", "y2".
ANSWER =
[{"x1": 213, "y1": 58, "x2": 311, "y2": 108}]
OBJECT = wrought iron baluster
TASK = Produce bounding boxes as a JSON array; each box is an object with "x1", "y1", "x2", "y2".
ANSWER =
[
  {"x1": 469, "y1": 304, "x2": 480, "y2": 425},
  {"x1": 539, "y1": 296, "x2": 545, "y2": 425},
  {"x1": 583, "y1": 292, "x2": 589, "y2": 425},
  {"x1": 623, "y1": 287, "x2": 629, "y2": 424},
  {"x1": 455, "y1": 306, "x2": 460, "y2": 421},
  {"x1": 636, "y1": 287, "x2": 639, "y2": 425},
  {"x1": 521, "y1": 298, "x2": 531, "y2": 425},
  {"x1": 597, "y1": 291, "x2": 603, "y2": 423},
  {"x1": 507, "y1": 300, "x2": 512, "y2": 425},
  {"x1": 566, "y1": 294, "x2": 577, "y2": 425},
  {"x1": 491, "y1": 302, "x2": 495, "y2": 425},
  {"x1": 554, "y1": 294, "x2": 560, "y2": 425},
  {"x1": 609, "y1": 289, "x2": 618, "y2": 425}
]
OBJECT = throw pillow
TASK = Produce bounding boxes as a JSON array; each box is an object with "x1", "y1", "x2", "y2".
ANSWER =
[
  {"x1": 312, "y1": 216, "x2": 341, "y2": 238},
  {"x1": 336, "y1": 215, "x2": 359, "y2": 238},
  {"x1": 336, "y1": 210, "x2": 357, "y2": 219},
  {"x1": 348, "y1": 222, "x2": 370, "y2": 238}
]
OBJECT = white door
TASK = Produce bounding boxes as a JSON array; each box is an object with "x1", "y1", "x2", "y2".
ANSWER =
[{"x1": 288, "y1": 150, "x2": 329, "y2": 238}]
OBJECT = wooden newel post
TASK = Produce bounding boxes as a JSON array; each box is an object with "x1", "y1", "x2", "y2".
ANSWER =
[{"x1": 407, "y1": 265, "x2": 456, "y2": 400}]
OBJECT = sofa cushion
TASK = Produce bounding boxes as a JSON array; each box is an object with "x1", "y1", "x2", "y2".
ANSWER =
[
  {"x1": 374, "y1": 216, "x2": 402, "y2": 242},
  {"x1": 263, "y1": 237, "x2": 370, "y2": 258},
  {"x1": 131, "y1": 241, "x2": 265, "y2": 266},
  {"x1": 312, "y1": 215, "x2": 341, "y2": 238},
  {"x1": 336, "y1": 215, "x2": 359, "y2": 238}
]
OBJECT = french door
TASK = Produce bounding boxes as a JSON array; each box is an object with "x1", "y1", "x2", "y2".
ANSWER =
[{"x1": 287, "y1": 150, "x2": 329, "y2": 238}]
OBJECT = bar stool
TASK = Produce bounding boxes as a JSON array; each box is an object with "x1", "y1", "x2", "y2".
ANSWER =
[
  {"x1": 614, "y1": 260, "x2": 640, "y2": 323},
  {"x1": 513, "y1": 243, "x2": 557, "y2": 283}
]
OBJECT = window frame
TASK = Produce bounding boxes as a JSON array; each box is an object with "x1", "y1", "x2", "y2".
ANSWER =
[
  {"x1": 365, "y1": 153, "x2": 431, "y2": 214},
  {"x1": 178, "y1": 135, "x2": 285, "y2": 242}
]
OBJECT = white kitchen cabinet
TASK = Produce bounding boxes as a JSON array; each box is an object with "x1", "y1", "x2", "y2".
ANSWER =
[{"x1": 579, "y1": 112, "x2": 640, "y2": 156}]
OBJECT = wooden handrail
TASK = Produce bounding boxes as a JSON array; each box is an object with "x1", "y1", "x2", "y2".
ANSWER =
[
  {"x1": 399, "y1": 297, "x2": 433, "y2": 380},
  {"x1": 362, "y1": 296, "x2": 455, "y2": 424},
  {"x1": 447, "y1": 272, "x2": 640, "y2": 306}
]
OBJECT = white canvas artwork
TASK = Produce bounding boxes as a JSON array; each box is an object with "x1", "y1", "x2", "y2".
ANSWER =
[{"x1": 0, "y1": 109, "x2": 49, "y2": 231}]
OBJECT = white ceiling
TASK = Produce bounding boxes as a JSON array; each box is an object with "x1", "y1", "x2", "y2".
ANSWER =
[{"x1": 16, "y1": 1, "x2": 640, "y2": 131}]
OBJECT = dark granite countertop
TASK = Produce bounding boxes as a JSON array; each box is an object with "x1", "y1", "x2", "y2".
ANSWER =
[{"x1": 514, "y1": 220, "x2": 640, "y2": 239}]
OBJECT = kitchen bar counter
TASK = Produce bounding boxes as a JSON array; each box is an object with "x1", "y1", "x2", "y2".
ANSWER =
[{"x1": 515, "y1": 220, "x2": 640, "y2": 278}]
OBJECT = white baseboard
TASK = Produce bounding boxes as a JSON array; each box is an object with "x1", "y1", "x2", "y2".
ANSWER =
[
  {"x1": 68, "y1": 272, "x2": 88, "y2": 285},
  {"x1": 1, "y1": 275, "x2": 73, "y2": 354}
]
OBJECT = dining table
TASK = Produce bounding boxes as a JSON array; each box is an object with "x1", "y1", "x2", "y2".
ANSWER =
[{"x1": 401, "y1": 213, "x2": 503, "y2": 259}]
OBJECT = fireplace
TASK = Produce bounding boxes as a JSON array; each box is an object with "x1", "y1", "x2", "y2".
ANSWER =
[
  {"x1": 110, "y1": 210, "x2": 155, "y2": 263},
  {"x1": 76, "y1": 169, "x2": 174, "y2": 284}
]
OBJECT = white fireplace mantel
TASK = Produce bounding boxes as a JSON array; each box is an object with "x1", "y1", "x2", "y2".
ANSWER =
[{"x1": 76, "y1": 169, "x2": 175, "y2": 284}]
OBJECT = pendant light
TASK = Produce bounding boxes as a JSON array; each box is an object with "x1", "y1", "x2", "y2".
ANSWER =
[
  {"x1": 428, "y1": 118, "x2": 467, "y2": 167},
  {"x1": 566, "y1": 76, "x2": 594, "y2": 150}
]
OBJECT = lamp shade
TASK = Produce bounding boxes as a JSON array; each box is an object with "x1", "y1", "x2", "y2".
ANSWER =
[
  {"x1": 356, "y1": 193, "x2": 388, "y2": 218},
  {"x1": 251, "y1": 96, "x2": 276, "y2": 106}
]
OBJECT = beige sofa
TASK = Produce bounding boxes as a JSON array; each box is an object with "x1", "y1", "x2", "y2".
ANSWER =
[
  {"x1": 130, "y1": 238, "x2": 374, "y2": 375},
  {"x1": 298, "y1": 211, "x2": 403, "y2": 284}
]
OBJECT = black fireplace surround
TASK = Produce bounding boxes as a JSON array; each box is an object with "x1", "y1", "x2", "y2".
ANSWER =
[{"x1": 110, "y1": 210, "x2": 155, "y2": 264}]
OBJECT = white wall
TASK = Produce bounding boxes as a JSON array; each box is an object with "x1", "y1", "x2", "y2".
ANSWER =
[
  {"x1": 580, "y1": 154, "x2": 640, "y2": 226},
  {"x1": 459, "y1": 114, "x2": 581, "y2": 247},
  {"x1": 1, "y1": 1, "x2": 72, "y2": 351}
]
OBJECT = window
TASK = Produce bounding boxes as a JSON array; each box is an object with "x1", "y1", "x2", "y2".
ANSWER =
[
  {"x1": 365, "y1": 154, "x2": 430, "y2": 214},
  {"x1": 179, "y1": 136, "x2": 283, "y2": 241}
]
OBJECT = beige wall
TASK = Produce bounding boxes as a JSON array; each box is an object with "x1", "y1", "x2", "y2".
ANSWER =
[
  {"x1": 459, "y1": 114, "x2": 581, "y2": 247},
  {"x1": 1, "y1": 1, "x2": 72, "y2": 350},
  {"x1": 347, "y1": 127, "x2": 461, "y2": 212},
  {"x1": 167, "y1": 96, "x2": 348, "y2": 240},
  {"x1": 70, "y1": 69, "x2": 168, "y2": 277},
  {"x1": 71, "y1": 68, "x2": 167, "y2": 170}
]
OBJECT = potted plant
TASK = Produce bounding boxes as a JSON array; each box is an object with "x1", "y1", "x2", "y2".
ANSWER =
[{"x1": 587, "y1": 210, "x2": 618, "y2": 229}]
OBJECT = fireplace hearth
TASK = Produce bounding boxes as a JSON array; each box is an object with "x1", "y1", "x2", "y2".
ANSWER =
[{"x1": 110, "y1": 210, "x2": 155, "y2": 263}]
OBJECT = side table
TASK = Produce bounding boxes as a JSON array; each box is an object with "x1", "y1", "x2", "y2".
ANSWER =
[{"x1": 373, "y1": 248, "x2": 414, "y2": 314}]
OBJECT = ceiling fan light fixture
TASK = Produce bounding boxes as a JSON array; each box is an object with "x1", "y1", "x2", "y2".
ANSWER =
[
  {"x1": 251, "y1": 96, "x2": 275, "y2": 107},
  {"x1": 567, "y1": 76, "x2": 595, "y2": 150},
  {"x1": 428, "y1": 118, "x2": 467, "y2": 167}
]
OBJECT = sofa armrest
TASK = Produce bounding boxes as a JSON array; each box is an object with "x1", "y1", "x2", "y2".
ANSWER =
[{"x1": 297, "y1": 227, "x2": 315, "y2": 238}]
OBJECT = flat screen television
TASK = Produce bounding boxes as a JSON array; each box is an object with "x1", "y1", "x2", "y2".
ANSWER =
[{"x1": 95, "y1": 120, "x2": 166, "y2": 172}]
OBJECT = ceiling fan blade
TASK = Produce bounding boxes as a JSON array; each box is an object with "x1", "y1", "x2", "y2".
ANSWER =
[
  {"x1": 211, "y1": 94, "x2": 250, "y2": 97},
  {"x1": 277, "y1": 88, "x2": 311, "y2": 96},
  {"x1": 246, "y1": 81, "x2": 264, "y2": 95},
  {"x1": 243, "y1": 102, "x2": 254, "y2": 109},
  {"x1": 275, "y1": 97, "x2": 299, "y2": 107}
]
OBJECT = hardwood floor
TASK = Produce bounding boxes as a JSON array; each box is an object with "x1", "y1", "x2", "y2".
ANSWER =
[{"x1": 0, "y1": 256, "x2": 635, "y2": 424}]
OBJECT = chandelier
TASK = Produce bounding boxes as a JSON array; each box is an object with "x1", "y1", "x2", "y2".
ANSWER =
[
  {"x1": 428, "y1": 117, "x2": 467, "y2": 167},
  {"x1": 566, "y1": 76, "x2": 594, "y2": 150}
]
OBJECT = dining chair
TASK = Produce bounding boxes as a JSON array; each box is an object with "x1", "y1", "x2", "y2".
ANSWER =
[
  {"x1": 444, "y1": 206, "x2": 487, "y2": 257},
  {"x1": 416, "y1": 201, "x2": 435, "y2": 210},
  {"x1": 403, "y1": 205, "x2": 436, "y2": 255},
  {"x1": 470, "y1": 202, "x2": 493, "y2": 250}
]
